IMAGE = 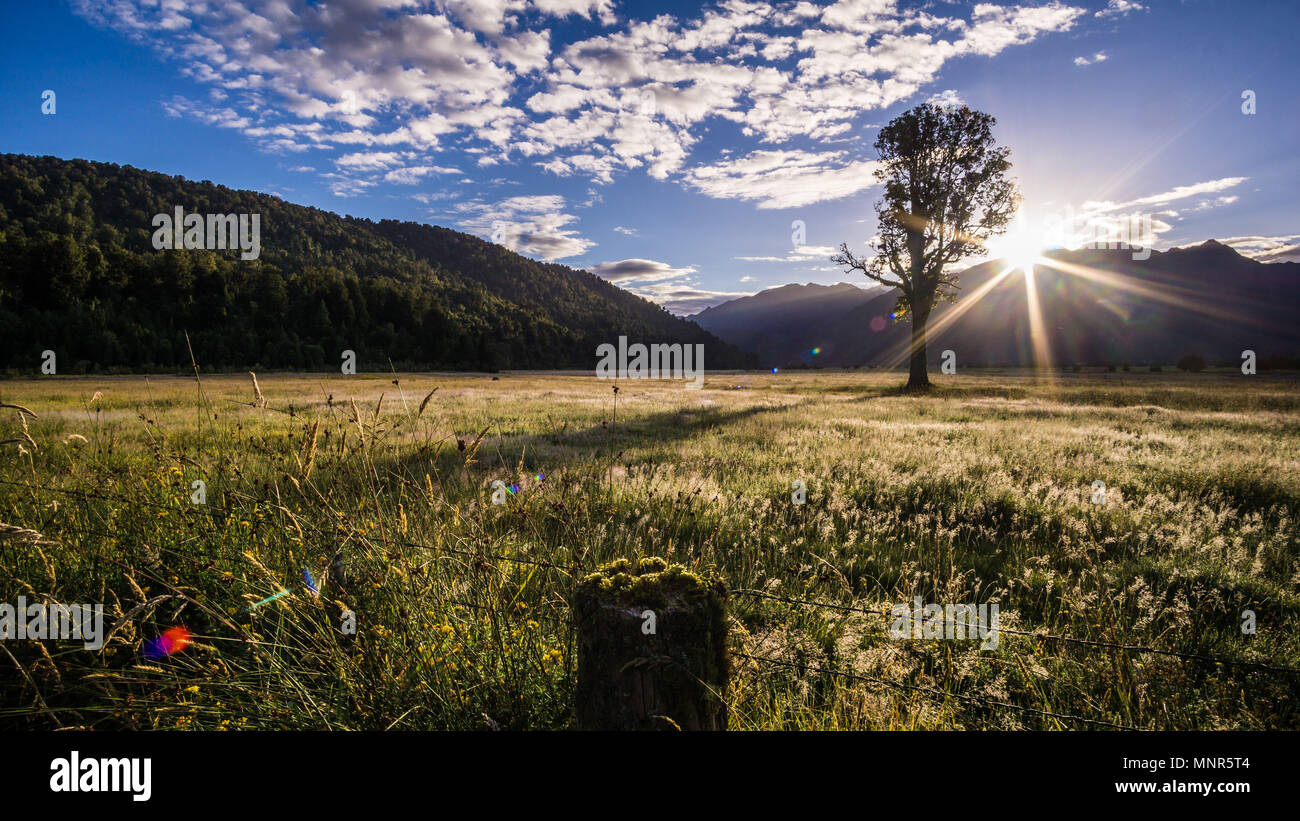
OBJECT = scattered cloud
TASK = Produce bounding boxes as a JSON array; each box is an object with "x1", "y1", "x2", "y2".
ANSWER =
[
  {"x1": 76, "y1": 0, "x2": 1091, "y2": 201},
  {"x1": 685, "y1": 150, "x2": 882, "y2": 210},
  {"x1": 1040, "y1": 177, "x2": 1249, "y2": 250},
  {"x1": 383, "y1": 165, "x2": 462, "y2": 184},
  {"x1": 336, "y1": 152, "x2": 403, "y2": 171},
  {"x1": 1073, "y1": 52, "x2": 1107, "y2": 66},
  {"x1": 454, "y1": 194, "x2": 594, "y2": 260},
  {"x1": 1096, "y1": 0, "x2": 1145, "y2": 19},
  {"x1": 1081, "y1": 177, "x2": 1248, "y2": 213},
  {"x1": 736, "y1": 244, "x2": 838, "y2": 262},
  {"x1": 926, "y1": 89, "x2": 965, "y2": 107},
  {"x1": 627, "y1": 281, "x2": 752, "y2": 314},
  {"x1": 1218, "y1": 235, "x2": 1300, "y2": 263},
  {"x1": 612, "y1": 225, "x2": 639, "y2": 236},
  {"x1": 588, "y1": 256, "x2": 752, "y2": 313},
  {"x1": 590, "y1": 258, "x2": 696, "y2": 282}
]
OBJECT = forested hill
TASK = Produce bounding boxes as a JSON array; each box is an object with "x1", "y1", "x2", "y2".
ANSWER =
[{"x1": 0, "y1": 153, "x2": 755, "y2": 373}]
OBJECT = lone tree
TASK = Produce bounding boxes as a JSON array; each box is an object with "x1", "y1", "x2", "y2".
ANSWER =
[{"x1": 834, "y1": 104, "x2": 1019, "y2": 390}]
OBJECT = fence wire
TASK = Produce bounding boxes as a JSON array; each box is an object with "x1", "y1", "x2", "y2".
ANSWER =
[{"x1": 3, "y1": 475, "x2": 1296, "y2": 734}]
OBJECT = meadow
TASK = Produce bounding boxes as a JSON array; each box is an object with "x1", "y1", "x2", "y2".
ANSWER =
[{"x1": 1, "y1": 368, "x2": 1298, "y2": 730}]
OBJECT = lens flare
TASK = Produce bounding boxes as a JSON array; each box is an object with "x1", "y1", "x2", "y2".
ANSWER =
[
  {"x1": 143, "y1": 626, "x2": 191, "y2": 660},
  {"x1": 242, "y1": 588, "x2": 290, "y2": 614}
]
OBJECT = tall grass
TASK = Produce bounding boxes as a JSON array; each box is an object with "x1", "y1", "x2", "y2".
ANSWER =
[{"x1": 1, "y1": 369, "x2": 1297, "y2": 729}]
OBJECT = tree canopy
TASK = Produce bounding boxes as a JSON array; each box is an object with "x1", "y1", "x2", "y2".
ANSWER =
[
  {"x1": 834, "y1": 104, "x2": 1019, "y2": 389},
  {"x1": 0, "y1": 154, "x2": 755, "y2": 373}
]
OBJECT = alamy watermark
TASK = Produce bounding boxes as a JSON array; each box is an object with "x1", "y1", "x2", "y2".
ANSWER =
[
  {"x1": 595, "y1": 336, "x2": 704, "y2": 389},
  {"x1": 151, "y1": 207, "x2": 261, "y2": 260},
  {"x1": 1, "y1": 597, "x2": 104, "y2": 650},
  {"x1": 889, "y1": 597, "x2": 1000, "y2": 650},
  {"x1": 50, "y1": 751, "x2": 151, "y2": 801},
  {"x1": 1041, "y1": 205, "x2": 1153, "y2": 261}
]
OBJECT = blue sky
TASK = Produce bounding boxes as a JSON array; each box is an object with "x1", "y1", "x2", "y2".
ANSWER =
[{"x1": 2, "y1": 0, "x2": 1297, "y2": 313}]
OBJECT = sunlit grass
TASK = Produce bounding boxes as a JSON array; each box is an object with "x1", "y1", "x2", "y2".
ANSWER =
[{"x1": 1, "y1": 368, "x2": 1298, "y2": 729}]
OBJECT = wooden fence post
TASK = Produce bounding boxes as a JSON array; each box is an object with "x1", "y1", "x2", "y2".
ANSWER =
[{"x1": 574, "y1": 557, "x2": 728, "y2": 730}]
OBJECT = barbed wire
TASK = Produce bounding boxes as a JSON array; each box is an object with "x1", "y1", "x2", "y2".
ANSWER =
[
  {"x1": 7, "y1": 475, "x2": 1297, "y2": 674},
  {"x1": 4, "y1": 476, "x2": 1298, "y2": 684},
  {"x1": 0, "y1": 476, "x2": 582, "y2": 573},
  {"x1": 734, "y1": 652, "x2": 1137, "y2": 730},
  {"x1": 6, "y1": 476, "x2": 1296, "y2": 674},
  {"x1": 731, "y1": 588, "x2": 1300, "y2": 676}
]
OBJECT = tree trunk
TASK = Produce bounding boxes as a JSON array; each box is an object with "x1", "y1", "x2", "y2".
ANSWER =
[
  {"x1": 907, "y1": 303, "x2": 931, "y2": 390},
  {"x1": 574, "y1": 558, "x2": 728, "y2": 731}
]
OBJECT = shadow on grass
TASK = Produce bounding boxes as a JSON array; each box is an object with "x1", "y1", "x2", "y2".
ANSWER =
[
  {"x1": 381, "y1": 397, "x2": 810, "y2": 479},
  {"x1": 845, "y1": 381, "x2": 1035, "y2": 402}
]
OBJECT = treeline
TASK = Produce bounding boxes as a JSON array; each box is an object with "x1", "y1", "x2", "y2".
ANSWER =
[{"x1": 0, "y1": 154, "x2": 755, "y2": 373}]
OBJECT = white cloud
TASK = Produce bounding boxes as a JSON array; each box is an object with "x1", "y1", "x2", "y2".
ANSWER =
[
  {"x1": 612, "y1": 225, "x2": 639, "y2": 236},
  {"x1": 736, "y1": 244, "x2": 838, "y2": 262},
  {"x1": 336, "y1": 151, "x2": 403, "y2": 170},
  {"x1": 76, "y1": 0, "x2": 1092, "y2": 201},
  {"x1": 926, "y1": 89, "x2": 965, "y2": 107},
  {"x1": 590, "y1": 258, "x2": 698, "y2": 282},
  {"x1": 684, "y1": 150, "x2": 882, "y2": 210},
  {"x1": 588, "y1": 257, "x2": 752, "y2": 313},
  {"x1": 1081, "y1": 177, "x2": 1249, "y2": 213},
  {"x1": 1217, "y1": 235, "x2": 1300, "y2": 263},
  {"x1": 1038, "y1": 177, "x2": 1248, "y2": 250},
  {"x1": 1073, "y1": 51, "x2": 1106, "y2": 66},
  {"x1": 383, "y1": 164, "x2": 462, "y2": 183},
  {"x1": 161, "y1": 96, "x2": 250, "y2": 130},
  {"x1": 454, "y1": 194, "x2": 594, "y2": 260},
  {"x1": 627, "y1": 281, "x2": 753, "y2": 314},
  {"x1": 1096, "y1": 0, "x2": 1145, "y2": 19}
]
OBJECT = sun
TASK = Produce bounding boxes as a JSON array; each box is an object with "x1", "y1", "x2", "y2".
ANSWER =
[{"x1": 988, "y1": 212, "x2": 1045, "y2": 273}]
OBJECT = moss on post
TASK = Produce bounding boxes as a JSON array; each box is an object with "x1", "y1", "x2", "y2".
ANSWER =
[{"x1": 573, "y1": 557, "x2": 729, "y2": 730}]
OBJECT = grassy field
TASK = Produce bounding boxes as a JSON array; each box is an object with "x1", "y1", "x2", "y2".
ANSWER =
[{"x1": 2, "y1": 368, "x2": 1298, "y2": 730}]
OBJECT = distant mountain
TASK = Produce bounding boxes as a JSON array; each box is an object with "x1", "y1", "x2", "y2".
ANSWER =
[
  {"x1": 690, "y1": 282, "x2": 882, "y2": 366},
  {"x1": 694, "y1": 242, "x2": 1300, "y2": 368},
  {"x1": 0, "y1": 153, "x2": 755, "y2": 372}
]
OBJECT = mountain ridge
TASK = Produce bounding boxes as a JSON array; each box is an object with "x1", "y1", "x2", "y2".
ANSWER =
[
  {"x1": 693, "y1": 243, "x2": 1299, "y2": 368},
  {"x1": 0, "y1": 153, "x2": 756, "y2": 373}
]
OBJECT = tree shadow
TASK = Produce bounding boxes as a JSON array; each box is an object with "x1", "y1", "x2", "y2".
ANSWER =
[{"x1": 380, "y1": 397, "x2": 808, "y2": 479}]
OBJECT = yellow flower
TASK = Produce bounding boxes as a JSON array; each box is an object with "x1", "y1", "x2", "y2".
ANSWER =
[{"x1": 183, "y1": 685, "x2": 199, "y2": 694}]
